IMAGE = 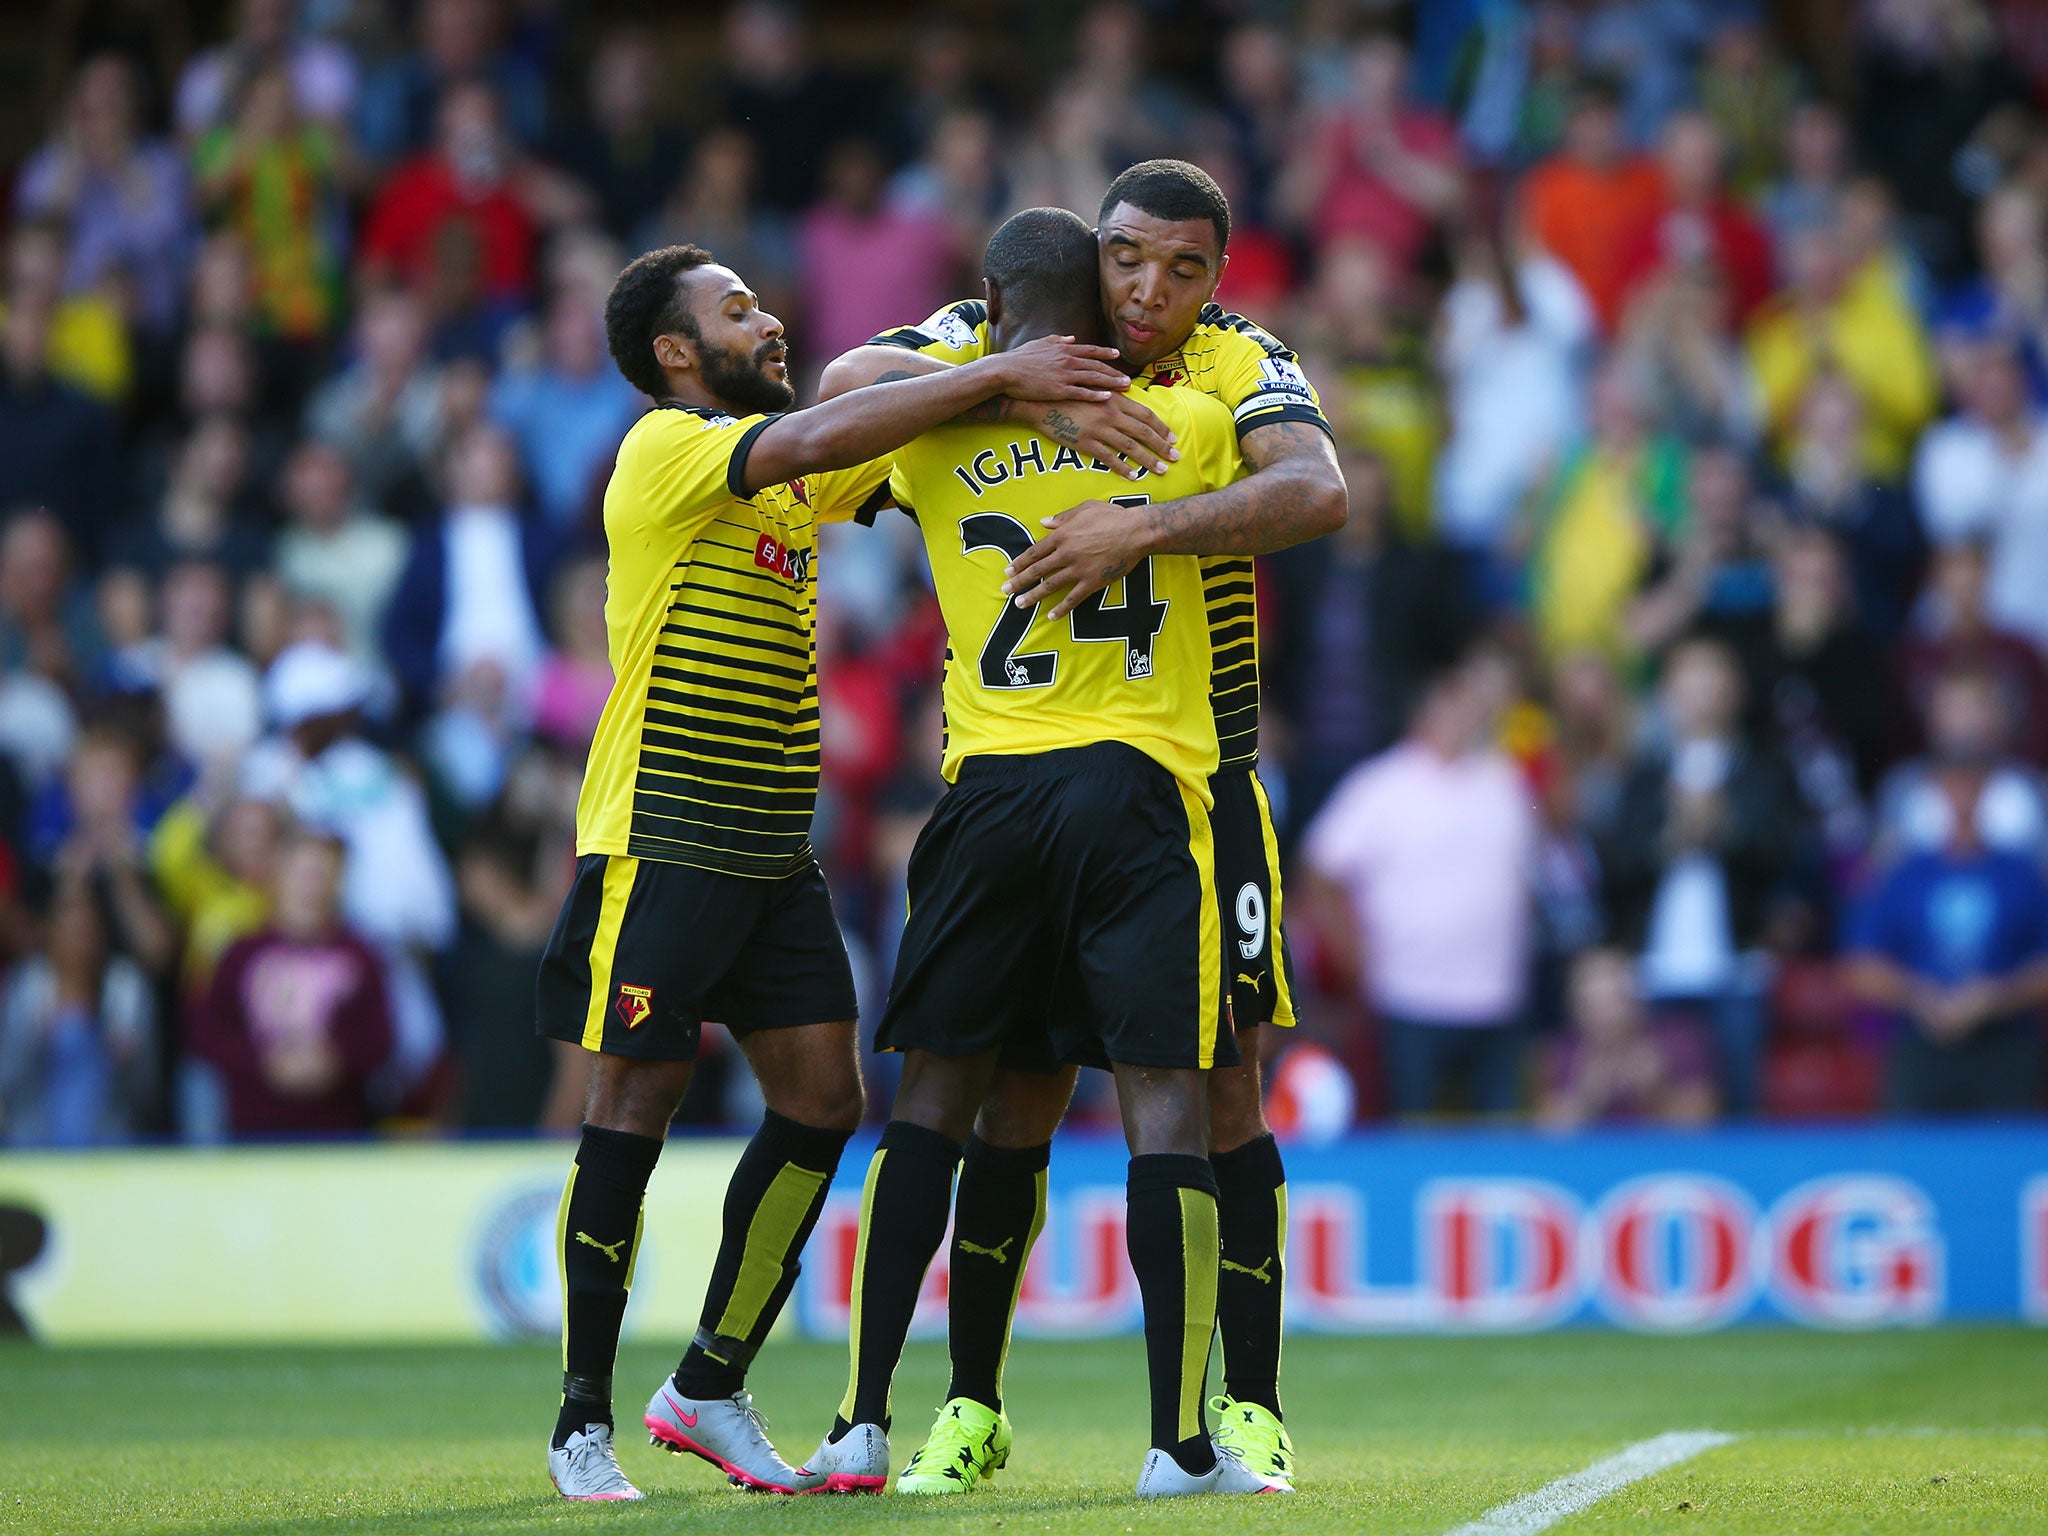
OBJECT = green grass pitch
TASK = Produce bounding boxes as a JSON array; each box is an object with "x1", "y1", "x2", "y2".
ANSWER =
[{"x1": 3, "y1": 1330, "x2": 2044, "y2": 1534}]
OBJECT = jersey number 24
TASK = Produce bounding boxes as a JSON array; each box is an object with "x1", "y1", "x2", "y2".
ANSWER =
[{"x1": 960, "y1": 497, "x2": 1167, "y2": 689}]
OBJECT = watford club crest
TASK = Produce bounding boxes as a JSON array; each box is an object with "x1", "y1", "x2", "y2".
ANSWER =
[
  {"x1": 1150, "y1": 359, "x2": 1186, "y2": 387},
  {"x1": 615, "y1": 984, "x2": 653, "y2": 1029}
]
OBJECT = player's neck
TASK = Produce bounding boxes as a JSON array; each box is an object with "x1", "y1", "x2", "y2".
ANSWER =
[{"x1": 655, "y1": 373, "x2": 727, "y2": 414}]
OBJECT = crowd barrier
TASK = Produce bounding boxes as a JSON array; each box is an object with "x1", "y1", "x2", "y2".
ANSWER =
[{"x1": 2, "y1": 1125, "x2": 2044, "y2": 1343}]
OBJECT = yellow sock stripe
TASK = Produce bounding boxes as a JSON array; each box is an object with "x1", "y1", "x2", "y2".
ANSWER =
[
  {"x1": 623, "y1": 1200, "x2": 646, "y2": 1292},
  {"x1": 712, "y1": 1160, "x2": 831, "y2": 1346},
  {"x1": 1249, "y1": 773, "x2": 1296, "y2": 1029},
  {"x1": 579, "y1": 856, "x2": 638, "y2": 1050},
  {"x1": 1272, "y1": 1181, "x2": 1287, "y2": 1405},
  {"x1": 992, "y1": 1166, "x2": 1049, "y2": 1401},
  {"x1": 836, "y1": 1148, "x2": 886, "y2": 1424},
  {"x1": 1177, "y1": 1185, "x2": 1220, "y2": 1443},
  {"x1": 556, "y1": 1164, "x2": 578, "y2": 1371},
  {"x1": 1178, "y1": 780, "x2": 1222, "y2": 1066}
]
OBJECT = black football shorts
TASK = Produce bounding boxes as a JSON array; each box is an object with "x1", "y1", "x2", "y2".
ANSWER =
[
  {"x1": 877, "y1": 742, "x2": 1232, "y2": 1072},
  {"x1": 536, "y1": 854, "x2": 857, "y2": 1061},
  {"x1": 1208, "y1": 766, "x2": 1298, "y2": 1034}
]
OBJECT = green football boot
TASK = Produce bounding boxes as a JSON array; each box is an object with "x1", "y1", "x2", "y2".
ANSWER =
[
  {"x1": 895, "y1": 1397, "x2": 1012, "y2": 1494},
  {"x1": 1209, "y1": 1396, "x2": 1296, "y2": 1488}
]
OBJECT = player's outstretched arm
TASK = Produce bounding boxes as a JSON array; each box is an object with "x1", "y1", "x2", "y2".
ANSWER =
[
  {"x1": 817, "y1": 345, "x2": 1178, "y2": 477},
  {"x1": 739, "y1": 338, "x2": 1129, "y2": 494},
  {"x1": 1002, "y1": 420, "x2": 1347, "y2": 619}
]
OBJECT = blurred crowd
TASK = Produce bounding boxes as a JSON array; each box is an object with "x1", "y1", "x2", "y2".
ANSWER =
[{"x1": 4, "y1": 0, "x2": 2048, "y2": 1147}]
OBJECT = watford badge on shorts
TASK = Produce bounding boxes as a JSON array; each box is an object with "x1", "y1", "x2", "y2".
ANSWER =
[{"x1": 615, "y1": 984, "x2": 653, "y2": 1029}]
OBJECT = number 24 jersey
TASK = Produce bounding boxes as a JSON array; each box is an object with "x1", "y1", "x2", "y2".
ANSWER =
[{"x1": 888, "y1": 383, "x2": 1243, "y2": 802}]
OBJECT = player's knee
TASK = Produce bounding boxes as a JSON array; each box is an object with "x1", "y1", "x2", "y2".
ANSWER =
[
  {"x1": 583, "y1": 1054, "x2": 692, "y2": 1140},
  {"x1": 769, "y1": 1071, "x2": 865, "y2": 1133},
  {"x1": 976, "y1": 1068, "x2": 1076, "y2": 1146},
  {"x1": 1207, "y1": 1057, "x2": 1270, "y2": 1154}
]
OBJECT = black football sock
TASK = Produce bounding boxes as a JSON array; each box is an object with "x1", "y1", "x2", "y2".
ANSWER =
[
  {"x1": 831, "y1": 1120, "x2": 963, "y2": 1436},
  {"x1": 945, "y1": 1136, "x2": 1050, "y2": 1413},
  {"x1": 554, "y1": 1123, "x2": 663, "y2": 1449},
  {"x1": 1126, "y1": 1152, "x2": 1220, "y2": 1476},
  {"x1": 672, "y1": 1109, "x2": 851, "y2": 1400},
  {"x1": 1212, "y1": 1133, "x2": 1287, "y2": 1418}
]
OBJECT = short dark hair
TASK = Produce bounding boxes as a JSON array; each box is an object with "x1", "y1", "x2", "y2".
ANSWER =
[
  {"x1": 604, "y1": 244, "x2": 716, "y2": 398},
  {"x1": 984, "y1": 207, "x2": 1100, "y2": 327},
  {"x1": 1098, "y1": 158, "x2": 1230, "y2": 254}
]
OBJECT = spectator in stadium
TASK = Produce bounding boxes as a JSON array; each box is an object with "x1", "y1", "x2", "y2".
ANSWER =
[
  {"x1": 0, "y1": 510, "x2": 102, "y2": 690},
  {"x1": 488, "y1": 288, "x2": 638, "y2": 533},
  {"x1": 1625, "y1": 442, "x2": 1775, "y2": 662},
  {"x1": 1612, "y1": 258, "x2": 1761, "y2": 450},
  {"x1": 1914, "y1": 332, "x2": 2048, "y2": 652},
  {"x1": 15, "y1": 54, "x2": 192, "y2": 337},
  {"x1": 716, "y1": 0, "x2": 864, "y2": 213},
  {"x1": 1598, "y1": 635, "x2": 1808, "y2": 1117},
  {"x1": 355, "y1": 0, "x2": 548, "y2": 164},
  {"x1": 797, "y1": 137, "x2": 963, "y2": 391},
  {"x1": 358, "y1": 81, "x2": 546, "y2": 313},
  {"x1": 1519, "y1": 76, "x2": 1665, "y2": 333},
  {"x1": 1535, "y1": 946, "x2": 1717, "y2": 1131},
  {"x1": 1844, "y1": 771, "x2": 2048, "y2": 1117},
  {"x1": 638, "y1": 128, "x2": 798, "y2": 332},
  {"x1": 175, "y1": 0, "x2": 360, "y2": 140},
  {"x1": 0, "y1": 874, "x2": 156, "y2": 1146},
  {"x1": 188, "y1": 828, "x2": 394, "y2": 1136},
  {"x1": 0, "y1": 299, "x2": 121, "y2": 569},
  {"x1": 303, "y1": 290, "x2": 446, "y2": 523},
  {"x1": 1696, "y1": 10, "x2": 1798, "y2": 199},
  {"x1": 1299, "y1": 642, "x2": 1537, "y2": 1118},
  {"x1": 548, "y1": 27, "x2": 687, "y2": 248},
  {"x1": 1306, "y1": 238, "x2": 1439, "y2": 538},
  {"x1": 1214, "y1": 21, "x2": 1299, "y2": 231},
  {"x1": 1780, "y1": 373, "x2": 1925, "y2": 646},
  {"x1": 1874, "y1": 661, "x2": 2048, "y2": 867},
  {"x1": 1747, "y1": 219, "x2": 1938, "y2": 480},
  {"x1": 1760, "y1": 99, "x2": 1851, "y2": 264},
  {"x1": 1900, "y1": 541, "x2": 2048, "y2": 768},
  {"x1": 191, "y1": 59, "x2": 347, "y2": 346},
  {"x1": 1, "y1": 221, "x2": 129, "y2": 405},
  {"x1": 530, "y1": 556, "x2": 612, "y2": 754},
  {"x1": 1276, "y1": 31, "x2": 1461, "y2": 281},
  {"x1": 1432, "y1": 216, "x2": 1593, "y2": 561},
  {"x1": 1613, "y1": 110, "x2": 1774, "y2": 330},
  {"x1": 381, "y1": 423, "x2": 551, "y2": 720},
  {"x1": 122, "y1": 559, "x2": 264, "y2": 772},
  {"x1": 270, "y1": 441, "x2": 409, "y2": 665},
  {"x1": 107, "y1": 414, "x2": 269, "y2": 583},
  {"x1": 446, "y1": 743, "x2": 579, "y2": 1131},
  {"x1": 1937, "y1": 184, "x2": 2048, "y2": 401},
  {"x1": 1526, "y1": 358, "x2": 1689, "y2": 658}
]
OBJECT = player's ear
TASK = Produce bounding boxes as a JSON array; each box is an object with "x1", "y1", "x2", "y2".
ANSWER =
[
  {"x1": 983, "y1": 277, "x2": 1003, "y2": 331},
  {"x1": 1207, "y1": 251, "x2": 1229, "y2": 301},
  {"x1": 653, "y1": 330, "x2": 695, "y2": 375}
]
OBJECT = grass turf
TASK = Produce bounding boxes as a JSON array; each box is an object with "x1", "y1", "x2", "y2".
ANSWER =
[{"x1": 1, "y1": 1330, "x2": 2044, "y2": 1534}]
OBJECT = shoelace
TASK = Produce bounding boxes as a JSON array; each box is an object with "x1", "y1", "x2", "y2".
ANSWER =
[
  {"x1": 729, "y1": 1392, "x2": 775, "y2": 1446},
  {"x1": 908, "y1": 1409, "x2": 979, "y2": 1469},
  {"x1": 566, "y1": 1429, "x2": 630, "y2": 1489}
]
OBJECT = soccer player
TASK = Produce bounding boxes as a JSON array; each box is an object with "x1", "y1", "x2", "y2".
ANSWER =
[
  {"x1": 816, "y1": 159, "x2": 1342, "y2": 1490},
  {"x1": 795, "y1": 205, "x2": 1286, "y2": 1498},
  {"x1": 541, "y1": 242, "x2": 1131, "y2": 1501}
]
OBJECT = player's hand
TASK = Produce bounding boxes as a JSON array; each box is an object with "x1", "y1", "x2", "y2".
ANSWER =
[
  {"x1": 1019, "y1": 395, "x2": 1178, "y2": 477},
  {"x1": 988, "y1": 335, "x2": 1132, "y2": 403},
  {"x1": 1002, "y1": 498, "x2": 1155, "y2": 620}
]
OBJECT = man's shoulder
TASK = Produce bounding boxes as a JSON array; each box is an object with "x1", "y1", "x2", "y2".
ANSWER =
[{"x1": 1184, "y1": 304, "x2": 1300, "y2": 364}]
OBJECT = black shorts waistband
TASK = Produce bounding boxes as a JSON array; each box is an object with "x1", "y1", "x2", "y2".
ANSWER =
[{"x1": 954, "y1": 741, "x2": 1156, "y2": 784}]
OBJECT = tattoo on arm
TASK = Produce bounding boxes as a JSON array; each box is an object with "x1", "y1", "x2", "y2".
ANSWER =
[
  {"x1": 1042, "y1": 408, "x2": 1079, "y2": 444},
  {"x1": 870, "y1": 370, "x2": 918, "y2": 386},
  {"x1": 947, "y1": 396, "x2": 1011, "y2": 425},
  {"x1": 1136, "y1": 421, "x2": 1345, "y2": 556}
]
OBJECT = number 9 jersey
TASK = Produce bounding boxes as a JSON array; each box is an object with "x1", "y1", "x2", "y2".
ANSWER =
[{"x1": 888, "y1": 383, "x2": 1243, "y2": 802}]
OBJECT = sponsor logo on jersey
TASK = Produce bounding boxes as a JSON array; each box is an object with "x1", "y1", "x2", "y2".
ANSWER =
[
  {"x1": 936, "y1": 311, "x2": 979, "y2": 351},
  {"x1": 754, "y1": 533, "x2": 812, "y2": 586}
]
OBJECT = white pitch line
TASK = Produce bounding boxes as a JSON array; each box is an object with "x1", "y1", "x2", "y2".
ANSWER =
[{"x1": 1444, "y1": 1430, "x2": 1737, "y2": 1536}]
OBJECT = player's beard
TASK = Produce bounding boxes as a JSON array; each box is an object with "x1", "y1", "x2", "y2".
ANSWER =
[{"x1": 701, "y1": 337, "x2": 796, "y2": 416}]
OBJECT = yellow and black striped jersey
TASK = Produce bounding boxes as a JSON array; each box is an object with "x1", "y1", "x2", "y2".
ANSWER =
[
  {"x1": 873, "y1": 298, "x2": 1330, "y2": 770},
  {"x1": 577, "y1": 404, "x2": 890, "y2": 877},
  {"x1": 889, "y1": 384, "x2": 1242, "y2": 801}
]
